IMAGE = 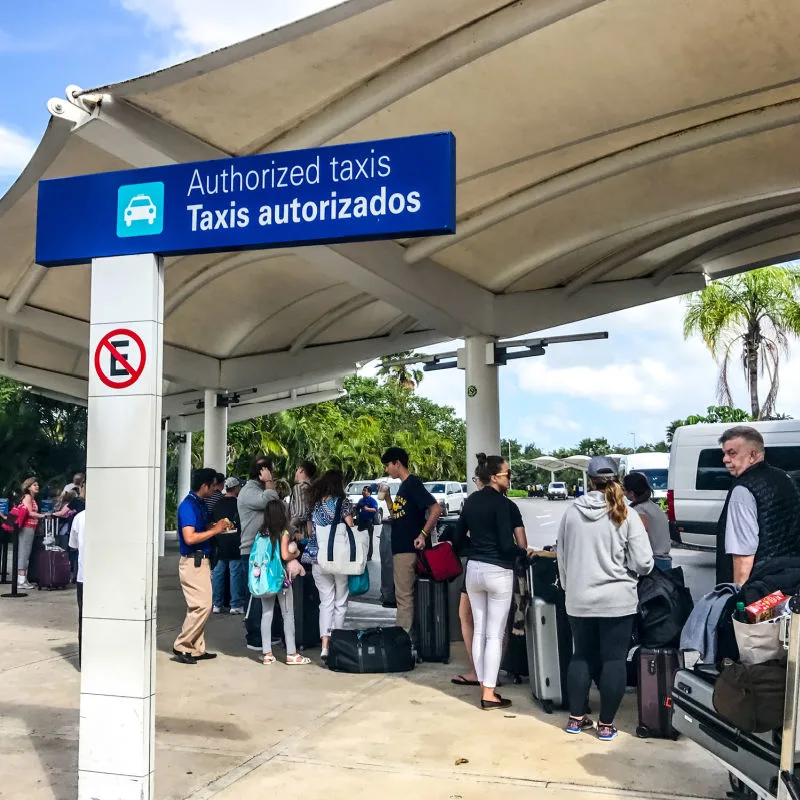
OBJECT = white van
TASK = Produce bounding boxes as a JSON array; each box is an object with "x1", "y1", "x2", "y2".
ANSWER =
[
  {"x1": 618, "y1": 452, "x2": 670, "y2": 501},
  {"x1": 667, "y1": 420, "x2": 800, "y2": 549},
  {"x1": 423, "y1": 481, "x2": 466, "y2": 514}
]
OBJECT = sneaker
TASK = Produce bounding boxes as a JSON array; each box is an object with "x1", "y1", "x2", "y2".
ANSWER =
[
  {"x1": 598, "y1": 724, "x2": 618, "y2": 741},
  {"x1": 320, "y1": 648, "x2": 329, "y2": 663},
  {"x1": 212, "y1": 606, "x2": 222, "y2": 614},
  {"x1": 229, "y1": 607, "x2": 244, "y2": 615},
  {"x1": 566, "y1": 716, "x2": 595, "y2": 735},
  {"x1": 19, "y1": 580, "x2": 35, "y2": 590}
]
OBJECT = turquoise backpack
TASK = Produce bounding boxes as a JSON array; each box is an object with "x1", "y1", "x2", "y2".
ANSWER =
[{"x1": 248, "y1": 534, "x2": 285, "y2": 598}]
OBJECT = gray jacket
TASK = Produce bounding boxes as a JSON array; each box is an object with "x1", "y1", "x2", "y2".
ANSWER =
[
  {"x1": 557, "y1": 492, "x2": 654, "y2": 617},
  {"x1": 238, "y1": 479, "x2": 279, "y2": 556},
  {"x1": 679, "y1": 583, "x2": 739, "y2": 664}
]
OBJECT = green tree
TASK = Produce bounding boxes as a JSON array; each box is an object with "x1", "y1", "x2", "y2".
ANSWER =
[
  {"x1": 665, "y1": 404, "x2": 753, "y2": 444},
  {"x1": 376, "y1": 351, "x2": 425, "y2": 390},
  {"x1": 683, "y1": 266, "x2": 800, "y2": 419}
]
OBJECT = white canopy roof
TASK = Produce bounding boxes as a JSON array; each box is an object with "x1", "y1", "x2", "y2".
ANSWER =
[{"x1": 2, "y1": 0, "x2": 798, "y2": 423}]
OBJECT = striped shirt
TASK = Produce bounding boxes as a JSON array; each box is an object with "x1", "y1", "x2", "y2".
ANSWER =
[{"x1": 289, "y1": 481, "x2": 312, "y2": 534}]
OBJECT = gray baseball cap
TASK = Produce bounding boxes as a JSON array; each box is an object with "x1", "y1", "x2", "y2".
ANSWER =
[
  {"x1": 224, "y1": 477, "x2": 243, "y2": 490},
  {"x1": 587, "y1": 456, "x2": 618, "y2": 478}
]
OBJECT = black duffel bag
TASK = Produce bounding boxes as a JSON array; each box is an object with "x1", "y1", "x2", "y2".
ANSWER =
[{"x1": 327, "y1": 626, "x2": 415, "y2": 673}]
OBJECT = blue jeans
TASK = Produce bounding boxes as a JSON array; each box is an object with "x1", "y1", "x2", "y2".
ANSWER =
[
  {"x1": 654, "y1": 556, "x2": 673, "y2": 572},
  {"x1": 212, "y1": 558, "x2": 245, "y2": 609}
]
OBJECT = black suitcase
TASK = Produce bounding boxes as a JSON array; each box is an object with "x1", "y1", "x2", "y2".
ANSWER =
[
  {"x1": 415, "y1": 576, "x2": 450, "y2": 662},
  {"x1": 293, "y1": 571, "x2": 321, "y2": 650},
  {"x1": 672, "y1": 667, "x2": 787, "y2": 796},
  {"x1": 636, "y1": 647, "x2": 679, "y2": 738},
  {"x1": 327, "y1": 626, "x2": 415, "y2": 673}
]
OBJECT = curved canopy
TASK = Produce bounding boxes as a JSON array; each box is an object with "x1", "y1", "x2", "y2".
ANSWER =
[{"x1": 2, "y1": 0, "x2": 799, "y2": 423}]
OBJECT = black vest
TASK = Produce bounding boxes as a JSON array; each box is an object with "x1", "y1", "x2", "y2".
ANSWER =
[{"x1": 716, "y1": 460, "x2": 800, "y2": 584}]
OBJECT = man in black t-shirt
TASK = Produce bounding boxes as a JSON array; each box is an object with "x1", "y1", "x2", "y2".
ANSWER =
[
  {"x1": 381, "y1": 447, "x2": 441, "y2": 634},
  {"x1": 210, "y1": 478, "x2": 245, "y2": 614}
]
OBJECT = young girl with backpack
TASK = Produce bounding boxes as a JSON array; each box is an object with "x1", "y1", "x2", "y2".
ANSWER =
[{"x1": 249, "y1": 499, "x2": 311, "y2": 666}]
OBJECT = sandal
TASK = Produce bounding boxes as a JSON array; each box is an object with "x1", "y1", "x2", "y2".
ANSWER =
[
  {"x1": 286, "y1": 654, "x2": 311, "y2": 665},
  {"x1": 262, "y1": 653, "x2": 276, "y2": 665},
  {"x1": 451, "y1": 675, "x2": 480, "y2": 686}
]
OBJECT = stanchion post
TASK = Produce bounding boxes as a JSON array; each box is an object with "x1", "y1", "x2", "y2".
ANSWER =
[{"x1": 1, "y1": 528, "x2": 28, "y2": 598}]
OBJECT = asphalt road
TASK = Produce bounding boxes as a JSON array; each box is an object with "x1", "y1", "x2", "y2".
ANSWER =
[{"x1": 514, "y1": 497, "x2": 715, "y2": 602}]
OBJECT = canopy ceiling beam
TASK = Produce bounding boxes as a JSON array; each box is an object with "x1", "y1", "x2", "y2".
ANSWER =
[
  {"x1": 405, "y1": 98, "x2": 800, "y2": 264},
  {"x1": 4, "y1": 330, "x2": 18, "y2": 369},
  {"x1": 7, "y1": 263, "x2": 47, "y2": 315},
  {"x1": 257, "y1": 0, "x2": 606, "y2": 153},
  {"x1": 702, "y1": 234, "x2": 800, "y2": 280},
  {"x1": 494, "y1": 273, "x2": 705, "y2": 337},
  {"x1": 289, "y1": 293, "x2": 375, "y2": 355},
  {"x1": 0, "y1": 300, "x2": 220, "y2": 387},
  {"x1": 651, "y1": 210, "x2": 800, "y2": 285},
  {"x1": 299, "y1": 241, "x2": 493, "y2": 337},
  {"x1": 0, "y1": 362, "x2": 88, "y2": 401},
  {"x1": 221, "y1": 329, "x2": 442, "y2": 387}
]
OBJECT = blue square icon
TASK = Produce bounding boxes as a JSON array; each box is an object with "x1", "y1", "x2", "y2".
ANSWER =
[{"x1": 117, "y1": 182, "x2": 164, "y2": 238}]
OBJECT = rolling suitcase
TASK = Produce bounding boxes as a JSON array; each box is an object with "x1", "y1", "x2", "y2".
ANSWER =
[
  {"x1": 379, "y1": 520, "x2": 395, "y2": 605},
  {"x1": 36, "y1": 517, "x2": 70, "y2": 590},
  {"x1": 525, "y1": 595, "x2": 568, "y2": 712},
  {"x1": 672, "y1": 667, "x2": 786, "y2": 796},
  {"x1": 293, "y1": 571, "x2": 321, "y2": 650},
  {"x1": 415, "y1": 576, "x2": 449, "y2": 663},
  {"x1": 636, "y1": 647, "x2": 679, "y2": 738}
]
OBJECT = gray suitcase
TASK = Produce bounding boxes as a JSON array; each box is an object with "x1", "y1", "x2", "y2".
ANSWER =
[
  {"x1": 672, "y1": 667, "x2": 786, "y2": 796},
  {"x1": 525, "y1": 595, "x2": 564, "y2": 713}
]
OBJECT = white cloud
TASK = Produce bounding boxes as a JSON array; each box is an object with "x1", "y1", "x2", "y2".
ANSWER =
[
  {"x1": 0, "y1": 122, "x2": 36, "y2": 176},
  {"x1": 120, "y1": 0, "x2": 342, "y2": 63}
]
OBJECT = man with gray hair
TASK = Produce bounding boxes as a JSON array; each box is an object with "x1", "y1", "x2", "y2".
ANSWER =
[{"x1": 716, "y1": 425, "x2": 800, "y2": 585}]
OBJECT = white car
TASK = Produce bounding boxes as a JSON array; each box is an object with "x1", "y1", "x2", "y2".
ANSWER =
[
  {"x1": 423, "y1": 481, "x2": 466, "y2": 514},
  {"x1": 124, "y1": 194, "x2": 157, "y2": 226},
  {"x1": 547, "y1": 481, "x2": 568, "y2": 500}
]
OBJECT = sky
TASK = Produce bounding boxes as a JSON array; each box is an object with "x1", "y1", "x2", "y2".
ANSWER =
[{"x1": 2, "y1": 1, "x2": 798, "y2": 453}]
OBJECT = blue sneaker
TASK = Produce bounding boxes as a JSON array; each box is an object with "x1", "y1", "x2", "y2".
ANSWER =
[
  {"x1": 598, "y1": 724, "x2": 618, "y2": 741},
  {"x1": 565, "y1": 716, "x2": 594, "y2": 735}
]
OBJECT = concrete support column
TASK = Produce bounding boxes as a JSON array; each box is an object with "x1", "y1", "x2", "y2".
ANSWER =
[
  {"x1": 158, "y1": 419, "x2": 168, "y2": 557},
  {"x1": 81, "y1": 253, "x2": 163, "y2": 799},
  {"x1": 463, "y1": 335, "x2": 500, "y2": 490},
  {"x1": 203, "y1": 389, "x2": 228, "y2": 472},
  {"x1": 177, "y1": 432, "x2": 192, "y2": 501}
]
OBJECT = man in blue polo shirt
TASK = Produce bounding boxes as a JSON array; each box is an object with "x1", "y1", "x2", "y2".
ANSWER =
[
  {"x1": 356, "y1": 485, "x2": 379, "y2": 561},
  {"x1": 173, "y1": 467, "x2": 233, "y2": 665}
]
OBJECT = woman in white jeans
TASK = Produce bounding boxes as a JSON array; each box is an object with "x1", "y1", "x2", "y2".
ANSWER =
[
  {"x1": 308, "y1": 470, "x2": 355, "y2": 662},
  {"x1": 17, "y1": 477, "x2": 47, "y2": 590},
  {"x1": 456, "y1": 454, "x2": 528, "y2": 710}
]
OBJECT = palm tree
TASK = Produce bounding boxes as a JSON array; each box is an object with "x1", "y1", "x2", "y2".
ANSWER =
[
  {"x1": 376, "y1": 351, "x2": 424, "y2": 390},
  {"x1": 682, "y1": 266, "x2": 800, "y2": 419}
]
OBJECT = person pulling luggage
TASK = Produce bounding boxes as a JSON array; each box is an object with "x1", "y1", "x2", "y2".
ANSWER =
[{"x1": 557, "y1": 456, "x2": 653, "y2": 740}]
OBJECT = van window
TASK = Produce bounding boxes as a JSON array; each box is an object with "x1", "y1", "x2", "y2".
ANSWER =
[
  {"x1": 635, "y1": 469, "x2": 668, "y2": 491},
  {"x1": 695, "y1": 447, "x2": 800, "y2": 491}
]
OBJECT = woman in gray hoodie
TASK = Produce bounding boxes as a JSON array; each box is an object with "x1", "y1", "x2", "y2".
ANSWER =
[{"x1": 557, "y1": 456, "x2": 653, "y2": 741}]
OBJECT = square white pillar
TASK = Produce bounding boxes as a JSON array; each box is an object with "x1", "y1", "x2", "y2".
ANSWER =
[
  {"x1": 463, "y1": 335, "x2": 500, "y2": 488},
  {"x1": 203, "y1": 389, "x2": 228, "y2": 471},
  {"x1": 80, "y1": 254, "x2": 163, "y2": 800}
]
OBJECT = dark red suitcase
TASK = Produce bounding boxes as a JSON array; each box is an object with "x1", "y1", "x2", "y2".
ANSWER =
[
  {"x1": 636, "y1": 647, "x2": 680, "y2": 738},
  {"x1": 37, "y1": 547, "x2": 71, "y2": 589}
]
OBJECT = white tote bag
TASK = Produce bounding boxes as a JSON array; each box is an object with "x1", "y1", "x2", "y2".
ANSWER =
[{"x1": 316, "y1": 498, "x2": 369, "y2": 576}]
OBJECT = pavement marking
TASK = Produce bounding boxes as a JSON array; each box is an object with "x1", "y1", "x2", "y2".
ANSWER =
[
  {"x1": 540, "y1": 520, "x2": 556, "y2": 526},
  {"x1": 276, "y1": 754, "x2": 719, "y2": 800},
  {"x1": 182, "y1": 673, "x2": 397, "y2": 799}
]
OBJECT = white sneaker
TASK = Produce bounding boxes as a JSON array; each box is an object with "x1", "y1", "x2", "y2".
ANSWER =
[
  {"x1": 212, "y1": 606, "x2": 222, "y2": 614},
  {"x1": 229, "y1": 607, "x2": 244, "y2": 615}
]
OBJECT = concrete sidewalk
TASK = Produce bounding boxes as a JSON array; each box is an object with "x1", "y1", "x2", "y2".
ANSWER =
[{"x1": 0, "y1": 549, "x2": 729, "y2": 800}]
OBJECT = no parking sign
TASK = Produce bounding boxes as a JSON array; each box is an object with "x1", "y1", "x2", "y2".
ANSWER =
[{"x1": 93, "y1": 327, "x2": 147, "y2": 389}]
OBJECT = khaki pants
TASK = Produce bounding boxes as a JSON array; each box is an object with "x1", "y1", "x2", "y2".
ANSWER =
[
  {"x1": 174, "y1": 556, "x2": 212, "y2": 656},
  {"x1": 393, "y1": 553, "x2": 417, "y2": 633}
]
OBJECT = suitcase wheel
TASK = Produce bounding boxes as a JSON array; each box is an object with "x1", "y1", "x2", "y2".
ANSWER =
[
  {"x1": 541, "y1": 699, "x2": 554, "y2": 714},
  {"x1": 636, "y1": 725, "x2": 649, "y2": 738}
]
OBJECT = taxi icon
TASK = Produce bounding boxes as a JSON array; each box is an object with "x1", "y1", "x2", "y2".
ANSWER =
[{"x1": 124, "y1": 194, "x2": 157, "y2": 226}]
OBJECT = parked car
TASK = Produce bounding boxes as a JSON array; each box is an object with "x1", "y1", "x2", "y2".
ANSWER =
[
  {"x1": 344, "y1": 478, "x2": 400, "y2": 525},
  {"x1": 668, "y1": 419, "x2": 800, "y2": 549},
  {"x1": 423, "y1": 481, "x2": 466, "y2": 514},
  {"x1": 547, "y1": 481, "x2": 568, "y2": 500}
]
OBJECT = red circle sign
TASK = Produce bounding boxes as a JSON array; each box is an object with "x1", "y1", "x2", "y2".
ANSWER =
[{"x1": 94, "y1": 328, "x2": 147, "y2": 389}]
